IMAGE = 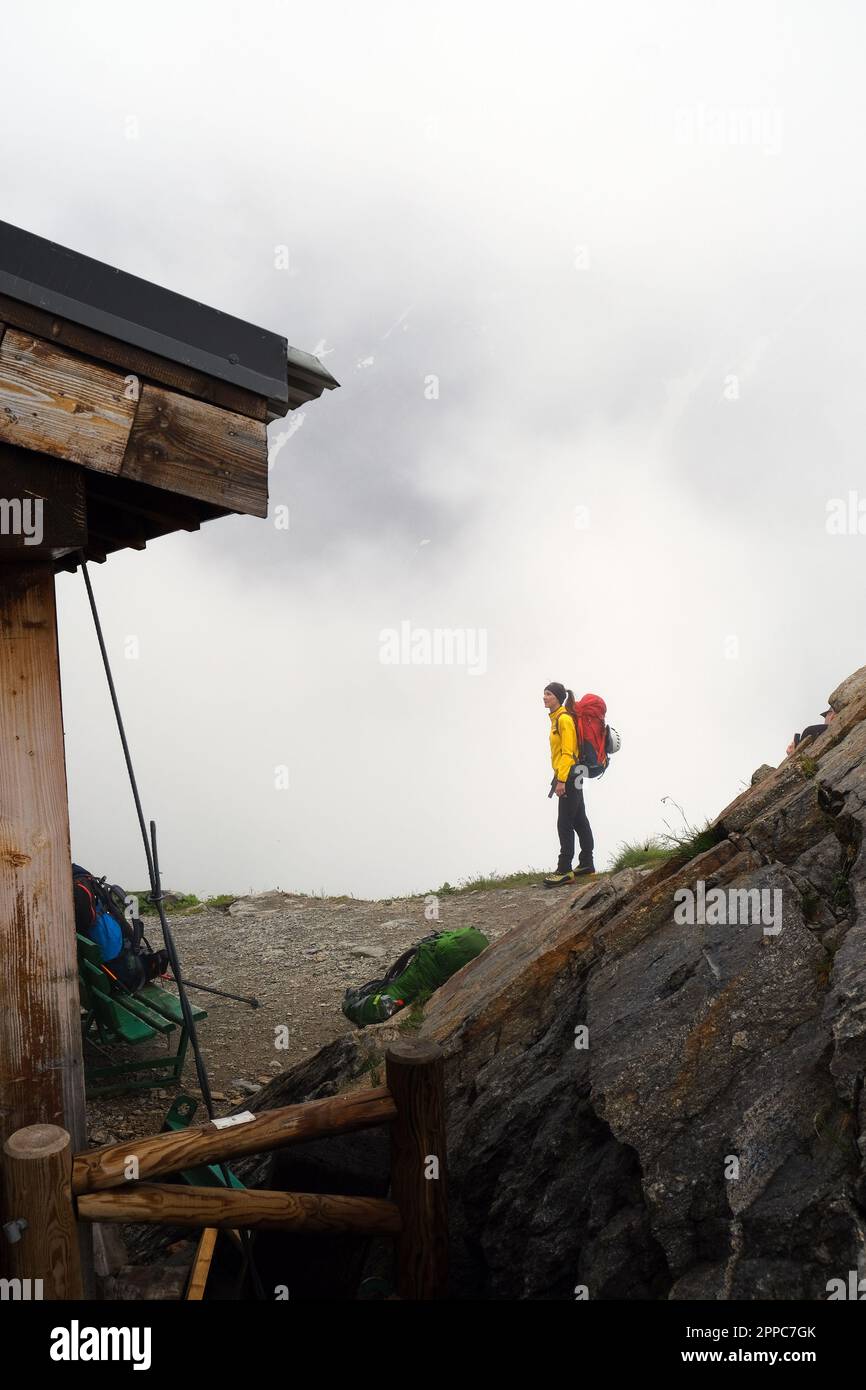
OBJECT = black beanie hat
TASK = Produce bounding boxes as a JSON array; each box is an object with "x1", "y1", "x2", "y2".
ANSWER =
[{"x1": 545, "y1": 681, "x2": 567, "y2": 704}]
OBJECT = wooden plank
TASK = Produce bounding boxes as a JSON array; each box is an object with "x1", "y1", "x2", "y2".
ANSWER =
[
  {"x1": 89, "y1": 987, "x2": 157, "y2": 1044},
  {"x1": 106, "y1": 989, "x2": 174, "y2": 1035},
  {"x1": 1, "y1": 1124, "x2": 83, "y2": 1298},
  {"x1": 136, "y1": 983, "x2": 206, "y2": 1025},
  {"x1": 85, "y1": 481, "x2": 202, "y2": 533},
  {"x1": 77, "y1": 1183, "x2": 403, "y2": 1235},
  {"x1": 121, "y1": 384, "x2": 268, "y2": 517},
  {"x1": 0, "y1": 293, "x2": 269, "y2": 422},
  {"x1": 0, "y1": 330, "x2": 135, "y2": 475},
  {"x1": 73, "y1": 1087, "x2": 398, "y2": 1193},
  {"x1": 0, "y1": 445, "x2": 87, "y2": 559},
  {"x1": 0, "y1": 567, "x2": 87, "y2": 1154},
  {"x1": 79, "y1": 963, "x2": 175, "y2": 1035},
  {"x1": 76, "y1": 931, "x2": 102, "y2": 965},
  {"x1": 185, "y1": 1227, "x2": 219, "y2": 1300}
]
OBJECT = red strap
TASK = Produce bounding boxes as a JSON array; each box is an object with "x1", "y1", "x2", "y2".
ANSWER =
[{"x1": 77, "y1": 880, "x2": 96, "y2": 925}]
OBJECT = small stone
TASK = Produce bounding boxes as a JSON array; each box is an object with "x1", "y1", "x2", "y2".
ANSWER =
[
  {"x1": 732, "y1": 1031, "x2": 748, "y2": 1049},
  {"x1": 230, "y1": 1078, "x2": 261, "y2": 1095}
]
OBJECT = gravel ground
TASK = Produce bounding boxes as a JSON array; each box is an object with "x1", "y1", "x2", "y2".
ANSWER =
[{"x1": 85, "y1": 882, "x2": 554, "y2": 1145}]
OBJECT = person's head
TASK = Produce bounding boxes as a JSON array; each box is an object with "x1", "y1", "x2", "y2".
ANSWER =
[
  {"x1": 544, "y1": 682, "x2": 575, "y2": 715},
  {"x1": 822, "y1": 707, "x2": 836, "y2": 725}
]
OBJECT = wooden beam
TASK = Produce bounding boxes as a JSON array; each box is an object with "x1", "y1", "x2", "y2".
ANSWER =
[
  {"x1": 121, "y1": 383, "x2": 268, "y2": 517},
  {"x1": 1, "y1": 1124, "x2": 83, "y2": 1298},
  {"x1": 86, "y1": 482, "x2": 202, "y2": 533},
  {"x1": 0, "y1": 567, "x2": 86, "y2": 1150},
  {"x1": 77, "y1": 1184, "x2": 403, "y2": 1235},
  {"x1": 0, "y1": 293, "x2": 269, "y2": 422},
  {"x1": 88, "y1": 525, "x2": 147, "y2": 552},
  {"x1": 0, "y1": 445, "x2": 87, "y2": 560},
  {"x1": 386, "y1": 1041, "x2": 448, "y2": 1300},
  {"x1": 73, "y1": 1087, "x2": 398, "y2": 1193},
  {"x1": 0, "y1": 330, "x2": 136, "y2": 474}
]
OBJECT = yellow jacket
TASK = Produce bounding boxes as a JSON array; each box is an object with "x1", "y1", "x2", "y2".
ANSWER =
[{"x1": 549, "y1": 704, "x2": 578, "y2": 782}]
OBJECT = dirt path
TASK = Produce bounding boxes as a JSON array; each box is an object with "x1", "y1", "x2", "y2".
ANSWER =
[{"x1": 85, "y1": 881, "x2": 556, "y2": 1144}]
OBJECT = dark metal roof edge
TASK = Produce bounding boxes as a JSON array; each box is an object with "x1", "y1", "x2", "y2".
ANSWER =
[
  {"x1": 0, "y1": 221, "x2": 341, "y2": 413},
  {"x1": 0, "y1": 268, "x2": 286, "y2": 401},
  {"x1": 286, "y1": 342, "x2": 340, "y2": 391}
]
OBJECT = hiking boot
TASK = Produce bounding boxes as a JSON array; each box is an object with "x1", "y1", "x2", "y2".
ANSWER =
[
  {"x1": 544, "y1": 870, "x2": 575, "y2": 888},
  {"x1": 573, "y1": 864, "x2": 596, "y2": 878}
]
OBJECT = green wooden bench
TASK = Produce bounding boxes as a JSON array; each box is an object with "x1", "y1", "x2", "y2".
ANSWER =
[{"x1": 78, "y1": 933, "x2": 207, "y2": 1096}]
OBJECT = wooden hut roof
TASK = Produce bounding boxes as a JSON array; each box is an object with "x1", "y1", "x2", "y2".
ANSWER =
[{"x1": 0, "y1": 221, "x2": 339, "y2": 569}]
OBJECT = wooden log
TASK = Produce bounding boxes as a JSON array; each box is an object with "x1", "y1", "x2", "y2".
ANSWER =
[
  {"x1": 0, "y1": 293, "x2": 269, "y2": 422},
  {"x1": 0, "y1": 567, "x2": 86, "y2": 1151},
  {"x1": 386, "y1": 1041, "x2": 448, "y2": 1300},
  {"x1": 73, "y1": 1087, "x2": 398, "y2": 1193},
  {"x1": 121, "y1": 384, "x2": 268, "y2": 517},
  {"x1": 1, "y1": 1124, "x2": 83, "y2": 1298},
  {"x1": 0, "y1": 445, "x2": 87, "y2": 560},
  {"x1": 0, "y1": 330, "x2": 136, "y2": 474},
  {"x1": 77, "y1": 1183, "x2": 403, "y2": 1235}
]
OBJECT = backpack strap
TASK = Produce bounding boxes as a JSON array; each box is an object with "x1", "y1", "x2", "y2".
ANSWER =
[{"x1": 555, "y1": 712, "x2": 579, "y2": 766}]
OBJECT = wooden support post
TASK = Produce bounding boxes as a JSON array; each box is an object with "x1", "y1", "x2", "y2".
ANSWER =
[
  {"x1": 386, "y1": 1040, "x2": 448, "y2": 1300},
  {"x1": 0, "y1": 567, "x2": 86, "y2": 1152},
  {"x1": 1, "y1": 1125, "x2": 83, "y2": 1298}
]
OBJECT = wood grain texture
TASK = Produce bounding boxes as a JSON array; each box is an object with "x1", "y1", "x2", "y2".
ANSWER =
[
  {"x1": 0, "y1": 293, "x2": 270, "y2": 421},
  {"x1": 0, "y1": 330, "x2": 136, "y2": 474},
  {"x1": 78, "y1": 1183, "x2": 403, "y2": 1235},
  {"x1": 0, "y1": 568, "x2": 86, "y2": 1154},
  {"x1": 121, "y1": 383, "x2": 268, "y2": 516},
  {"x1": 386, "y1": 1041, "x2": 448, "y2": 1300},
  {"x1": 185, "y1": 1227, "x2": 219, "y2": 1299},
  {"x1": 73, "y1": 1087, "x2": 398, "y2": 1193},
  {"x1": 1, "y1": 1124, "x2": 83, "y2": 1298}
]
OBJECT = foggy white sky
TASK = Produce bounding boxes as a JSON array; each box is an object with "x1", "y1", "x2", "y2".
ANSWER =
[{"x1": 4, "y1": 1, "x2": 865, "y2": 898}]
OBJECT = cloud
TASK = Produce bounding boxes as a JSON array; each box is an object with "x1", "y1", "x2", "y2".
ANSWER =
[{"x1": 6, "y1": 0, "x2": 864, "y2": 896}]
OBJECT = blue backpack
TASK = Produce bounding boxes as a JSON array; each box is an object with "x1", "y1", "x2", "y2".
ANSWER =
[{"x1": 72, "y1": 864, "x2": 166, "y2": 991}]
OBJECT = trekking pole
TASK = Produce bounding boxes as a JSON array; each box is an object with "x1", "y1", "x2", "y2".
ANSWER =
[{"x1": 176, "y1": 980, "x2": 260, "y2": 1009}]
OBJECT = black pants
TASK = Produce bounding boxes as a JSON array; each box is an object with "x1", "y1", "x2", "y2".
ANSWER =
[{"x1": 556, "y1": 778, "x2": 594, "y2": 871}]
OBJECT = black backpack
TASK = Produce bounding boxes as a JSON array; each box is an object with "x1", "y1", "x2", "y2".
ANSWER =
[{"x1": 72, "y1": 864, "x2": 167, "y2": 993}]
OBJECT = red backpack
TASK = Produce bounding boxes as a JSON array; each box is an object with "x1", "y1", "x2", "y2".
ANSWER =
[{"x1": 575, "y1": 693, "x2": 609, "y2": 778}]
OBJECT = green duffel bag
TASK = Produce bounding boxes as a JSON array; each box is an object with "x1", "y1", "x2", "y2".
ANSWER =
[{"x1": 342, "y1": 926, "x2": 489, "y2": 1027}]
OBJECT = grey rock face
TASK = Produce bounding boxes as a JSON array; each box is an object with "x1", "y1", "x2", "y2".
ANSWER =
[
  {"x1": 252, "y1": 665, "x2": 866, "y2": 1300},
  {"x1": 750, "y1": 764, "x2": 776, "y2": 785}
]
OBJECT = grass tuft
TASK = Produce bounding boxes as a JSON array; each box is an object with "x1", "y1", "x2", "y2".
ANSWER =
[
  {"x1": 607, "y1": 837, "x2": 673, "y2": 872},
  {"x1": 429, "y1": 869, "x2": 548, "y2": 895}
]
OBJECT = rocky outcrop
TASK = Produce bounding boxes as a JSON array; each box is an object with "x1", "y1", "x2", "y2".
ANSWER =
[{"x1": 252, "y1": 664, "x2": 866, "y2": 1300}]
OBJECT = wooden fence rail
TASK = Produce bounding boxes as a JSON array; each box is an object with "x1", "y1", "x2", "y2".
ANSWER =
[
  {"x1": 72, "y1": 1086, "x2": 397, "y2": 1194},
  {"x1": 2, "y1": 1039, "x2": 447, "y2": 1301},
  {"x1": 78, "y1": 1184, "x2": 403, "y2": 1235}
]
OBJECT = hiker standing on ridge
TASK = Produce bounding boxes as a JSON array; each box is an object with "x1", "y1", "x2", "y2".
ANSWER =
[
  {"x1": 786, "y1": 706, "x2": 836, "y2": 757},
  {"x1": 543, "y1": 682, "x2": 596, "y2": 887}
]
